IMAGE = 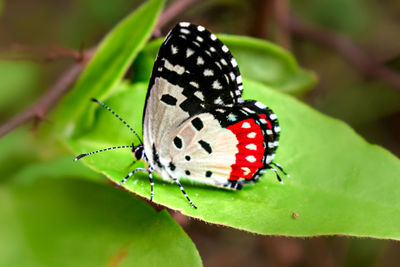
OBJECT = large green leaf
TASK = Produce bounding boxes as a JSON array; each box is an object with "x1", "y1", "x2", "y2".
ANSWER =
[
  {"x1": 71, "y1": 79, "x2": 400, "y2": 239},
  {"x1": 0, "y1": 178, "x2": 201, "y2": 267},
  {"x1": 133, "y1": 35, "x2": 316, "y2": 94},
  {"x1": 13, "y1": 155, "x2": 101, "y2": 184},
  {"x1": 55, "y1": 0, "x2": 165, "y2": 137}
]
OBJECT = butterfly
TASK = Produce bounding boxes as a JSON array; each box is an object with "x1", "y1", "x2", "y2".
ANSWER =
[{"x1": 75, "y1": 22, "x2": 287, "y2": 209}]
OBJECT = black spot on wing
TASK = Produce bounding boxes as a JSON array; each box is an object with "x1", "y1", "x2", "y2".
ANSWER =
[
  {"x1": 191, "y1": 117, "x2": 203, "y2": 131},
  {"x1": 169, "y1": 162, "x2": 176, "y2": 171},
  {"x1": 174, "y1": 136, "x2": 183, "y2": 149},
  {"x1": 161, "y1": 94, "x2": 177, "y2": 106},
  {"x1": 152, "y1": 144, "x2": 162, "y2": 168},
  {"x1": 179, "y1": 98, "x2": 202, "y2": 115},
  {"x1": 198, "y1": 140, "x2": 212, "y2": 154},
  {"x1": 205, "y1": 171, "x2": 212, "y2": 178}
]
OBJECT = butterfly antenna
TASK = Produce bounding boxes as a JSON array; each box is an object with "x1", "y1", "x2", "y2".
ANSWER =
[
  {"x1": 74, "y1": 145, "x2": 133, "y2": 161},
  {"x1": 91, "y1": 98, "x2": 143, "y2": 144}
]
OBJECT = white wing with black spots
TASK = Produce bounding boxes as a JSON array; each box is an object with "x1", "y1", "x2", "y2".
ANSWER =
[
  {"x1": 162, "y1": 112, "x2": 239, "y2": 186},
  {"x1": 143, "y1": 22, "x2": 246, "y2": 174},
  {"x1": 144, "y1": 22, "x2": 244, "y2": 117}
]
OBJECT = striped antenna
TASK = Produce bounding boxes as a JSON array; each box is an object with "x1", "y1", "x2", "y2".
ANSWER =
[
  {"x1": 91, "y1": 98, "x2": 143, "y2": 144},
  {"x1": 74, "y1": 145, "x2": 133, "y2": 161}
]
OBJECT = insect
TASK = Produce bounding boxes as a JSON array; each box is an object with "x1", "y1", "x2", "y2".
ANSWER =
[{"x1": 75, "y1": 22, "x2": 287, "y2": 209}]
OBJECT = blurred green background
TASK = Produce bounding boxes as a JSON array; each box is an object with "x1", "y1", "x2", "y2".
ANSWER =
[{"x1": 1, "y1": 0, "x2": 400, "y2": 266}]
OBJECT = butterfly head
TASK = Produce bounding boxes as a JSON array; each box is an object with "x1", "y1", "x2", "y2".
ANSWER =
[{"x1": 132, "y1": 145, "x2": 144, "y2": 160}]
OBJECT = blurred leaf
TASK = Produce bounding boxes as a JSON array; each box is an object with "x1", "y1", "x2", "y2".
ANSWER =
[
  {"x1": 133, "y1": 35, "x2": 316, "y2": 94},
  {"x1": 0, "y1": 128, "x2": 40, "y2": 182},
  {"x1": 218, "y1": 34, "x2": 316, "y2": 93},
  {"x1": 55, "y1": 0, "x2": 165, "y2": 137},
  {"x1": 0, "y1": 178, "x2": 201, "y2": 267},
  {"x1": 279, "y1": 69, "x2": 317, "y2": 94},
  {"x1": 0, "y1": 127, "x2": 96, "y2": 184},
  {"x1": 13, "y1": 155, "x2": 101, "y2": 185},
  {"x1": 385, "y1": 54, "x2": 400, "y2": 72},
  {"x1": 71, "y1": 79, "x2": 400, "y2": 239},
  {"x1": 62, "y1": 0, "x2": 144, "y2": 46},
  {"x1": 82, "y1": 0, "x2": 140, "y2": 23},
  {"x1": 0, "y1": 61, "x2": 41, "y2": 117},
  {"x1": 298, "y1": 49, "x2": 400, "y2": 126},
  {"x1": 291, "y1": 0, "x2": 372, "y2": 36},
  {"x1": 319, "y1": 81, "x2": 400, "y2": 126}
]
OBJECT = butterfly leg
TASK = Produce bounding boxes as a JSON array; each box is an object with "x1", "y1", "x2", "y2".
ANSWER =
[
  {"x1": 271, "y1": 162, "x2": 289, "y2": 177},
  {"x1": 118, "y1": 168, "x2": 147, "y2": 186},
  {"x1": 269, "y1": 167, "x2": 283, "y2": 184},
  {"x1": 128, "y1": 160, "x2": 137, "y2": 168},
  {"x1": 170, "y1": 177, "x2": 197, "y2": 209},
  {"x1": 147, "y1": 166, "x2": 155, "y2": 201},
  {"x1": 223, "y1": 180, "x2": 244, "y2": 190}
]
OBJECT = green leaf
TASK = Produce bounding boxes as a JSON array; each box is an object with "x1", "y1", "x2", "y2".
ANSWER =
[
  {"x1": 55, "y1": 0, "x2": 165, "y2": 137},
  {"x1": 13, "y1": 155, "x2": 101, "y2": 185},
  {"x1": 71, "y1": 79, "x2": 400, "y2": 239},
  {"x1": 133, "y1": 35, "x2": 316, "y2": 94},
  {"x1": 0, "y1": 128, "x2": 43, "y2": 183},
  {"x1": 218, "y1": 34, "x2": 316, "y2": 93},
  {"x1": 0, "y1": 178, "x2": 201, "y2": 267}
]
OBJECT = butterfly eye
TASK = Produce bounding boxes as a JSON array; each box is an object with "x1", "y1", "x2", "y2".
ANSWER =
[{"x1": 134, "y1": 146, "x2": 144, "y2": 160}]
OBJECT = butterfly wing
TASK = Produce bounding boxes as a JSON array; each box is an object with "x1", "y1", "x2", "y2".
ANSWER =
[
  {"x1": 143, "y1": 22, "x2": 245, "y2": 172},
  {"x1": 161, "y1": 101, "x2": 280, "y2": 188},
  {"x1": 148, "y1": 22, "x2": 244, "y2": 110}
]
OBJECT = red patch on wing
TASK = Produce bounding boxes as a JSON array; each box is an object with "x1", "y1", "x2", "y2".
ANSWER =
[
  {"x1": 226, "y1": 118, "x2": 265, "y2": 181},
  {"x1": 259, "y1": 114, "x2": 273, "y2": 130}
]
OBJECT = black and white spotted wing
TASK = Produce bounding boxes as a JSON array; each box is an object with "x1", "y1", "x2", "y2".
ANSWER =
[
  {"x1": 145, "y1": 22, "x2": 244, "y2": 116},
  {"x1": 143, "y1": 22, "x2": 245, "y2": 177}
]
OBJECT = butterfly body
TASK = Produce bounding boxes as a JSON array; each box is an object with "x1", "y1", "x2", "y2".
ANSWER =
[{"x1": 76, "y1": 22, "x2": 286, "y2": 208}]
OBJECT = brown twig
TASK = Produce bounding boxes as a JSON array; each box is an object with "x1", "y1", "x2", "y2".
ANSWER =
[
  {"x1": 0, "y1": 0, "x2": 202, "y2": 138},
  {"x1": 1, "y1": 44, "x2": 82, "y2": 62},
  {"x1": 285, "y1": 14, "x2": 400, "y2": 90},
  {"x1": 250, "y1": 0, "x2": 272, "y2": 39},
  {"x1": 0, "y1": 53, "x2": 92, "y2": 138},
  {"x1": 272, "y1": 0, "x2": 291, "y2": 50},
  {"x1": 250, "y1": 0, "x2": 291, "y2": 49},
  {"x1": 157, "y1": 0, "x2": 202, "y2": 29}
]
